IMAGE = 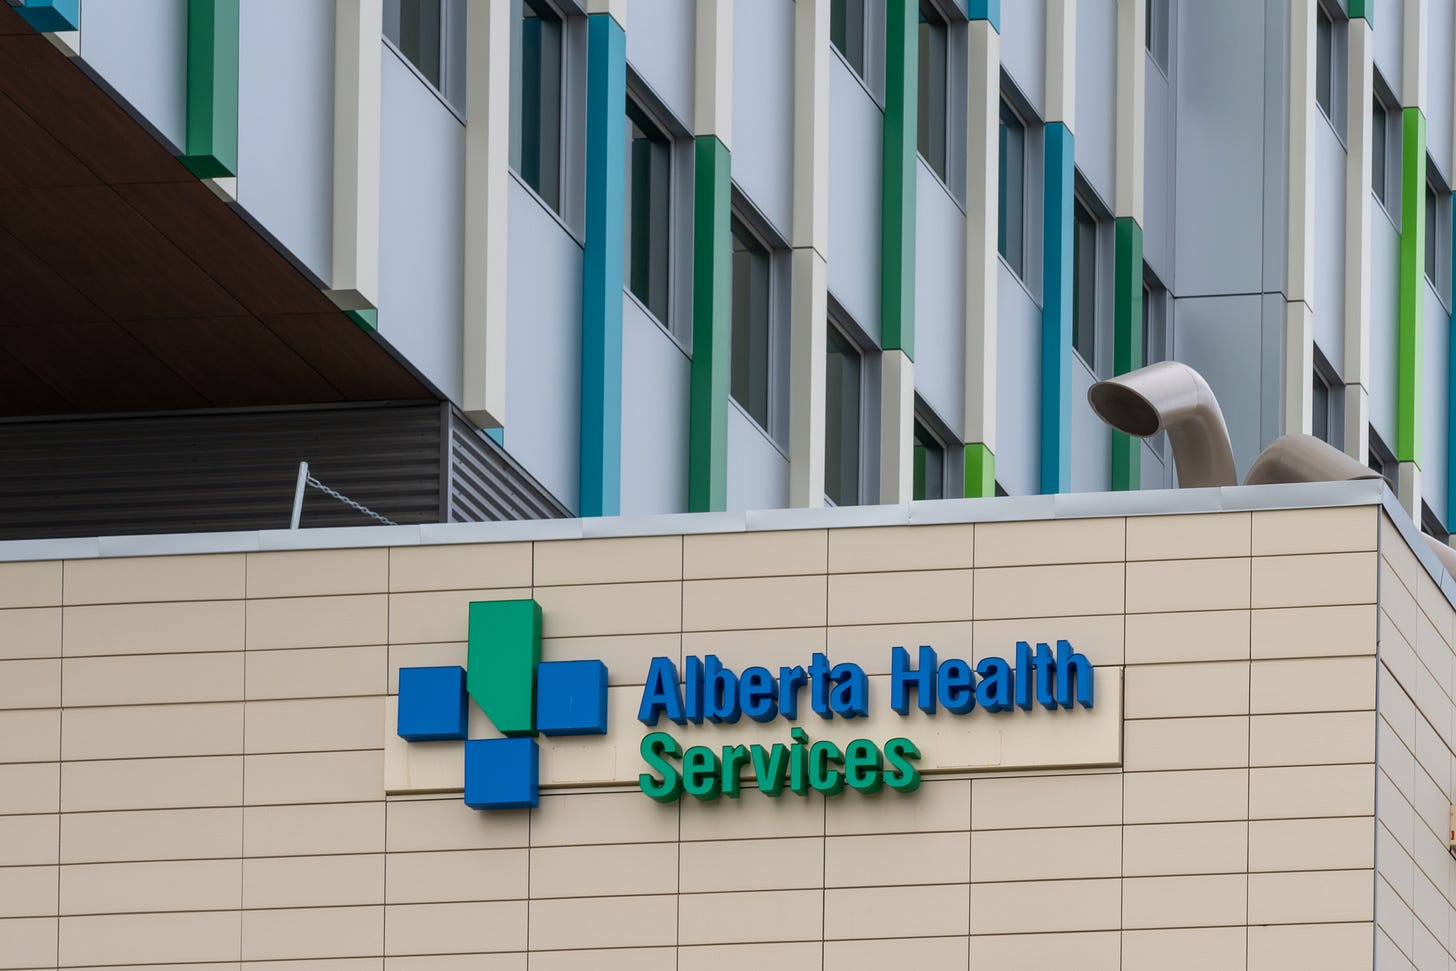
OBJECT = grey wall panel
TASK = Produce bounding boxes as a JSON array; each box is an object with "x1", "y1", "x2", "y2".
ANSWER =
[
  {"x1": 913, "y1": 163, "x2": 966, "y2": 439},
  {"x1": 626, "y1": 0, "x2": 694, "y2": 130},
  {"x1": 1423, "y1": 286, "x2": 1449, "y2": 525},
  {"x1": 995, "y1": 263, "x2": 1041, "y2": 496},
  {"x1": 731, "y1": 0, "x2": 794, "y2": 238},
  {"x1": 79, "y1": 0, "x2": 187, "y2": 150},
  {"x1": 379, "y1": 49, "x2": 465, "y2": 404},
  {"x1": 1070, "y1": 357, "x2": 1111, "y2": 493},
  {"x1": 1314, "y1": 118, "x2": 1348, "y2": 377},
  {"x1": 1175, "y1": 294, "x2": 1265, "y2": 478},
  {"x1": 1370, "y1": 212, "x2": 1400, "y2": 443},
  {"x1": 620, "y1": 296, "x2": 690, "y2": 515},
  {"x1": 828, "y1": 56, "x2": 883, "y2": 345},
  {"x1": 1429, "y1": 0, "x2": 1454, "y2": 184},
  {"x1": 1173, "y1": 0, "x2": 1267, "y2": 297},
  {"x1": 1144, "y1": 55, "x2": 1175, "y2": 286},
  {"x1": 999, "y1": 0, "x2": 1046, "y2": 118},
  {"x1": 1375, "y1": 0, "x2": 1405, "y2": 103},
  {"x1": 506, "y1": 177, "x2": 584, "y2": 516},
  {"x1": 1140, "y1": 440, "x2": 1172, "y2": 490},
  {"x1": 237, "y1": 0, "x2": 335, "y2": 282},
  {"x1": 1259, "y1": 0, "x2": 1288, "y2": 295},
  {"x1": 726, "y1": 405, "x2": 789, "y2": 511},
  {"x1": 1074, "y1": 0, "x2": 1116, "y2": 207}
]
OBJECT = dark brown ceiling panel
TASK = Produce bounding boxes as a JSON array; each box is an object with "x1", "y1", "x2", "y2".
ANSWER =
[
  {"x1": 0, "y1": 225, "x2": 108, "y2": 325},
  {"x1": 0, "y1": 90, "x2": 97, "y2": 188},
  {"x1": 0, "y1": 351, "x2": 72, "y2": 415},
  {"x1": 260, "y1": 313, "x2": 435, "y2": 402},
  {"x1": 0, "y1": 34, "x2": 192, "y2": 185},
  {"x1": 0, "y1": 322, "x2": 211, "y2": 411},
  {"x1": 120, "y1": 316, "x2": 346, "y2": 407},
  {"x1": 0, "y1": 5, "x2": 34, "y2": 34}
]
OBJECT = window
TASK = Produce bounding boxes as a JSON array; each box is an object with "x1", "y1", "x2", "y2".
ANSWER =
[
  {"x1": 1368, "y1": 426, "x2": 1396, "y2": 487},
  {"x1": 912, "y1": 419, "x2": 946, "y2": 501},
  {"x1": 731, "y1": 217, "x2": 773, "y2": 432},
  {"x1": 825, "y1": 328, "x2": 862, "y2": 506},
  {"x1": 998, "y1": 99, "x2": 1026, "y2": 277},
  {"x1": 1315, "y1": 6, "x2": 1333, "y2": 120},
  {"x1": 1423, "y1": 503, "x2": 1449, "y2": 544},
  {"x1": 1312, "y1": 367, "x2": 1331, "y2": 444},
  {"x1": 384, "y1": 0, "x2": 467, "y2": 111},
  {"x1": 1146, "y1": 0, "x2": 1169, "y2": 73},
  {"x1": 917, "y1": 2, "x2": 948, "y2": 182},
  {"x1": 1142, "y1": 275, "x2": 1167, "y2": 369},
  {"x1": 1426, "y1": 179, "x2": 1440, "y2": 288},
  {"x1": 515, "y1": 0, "x2": 564, "y2": 212},
  {"x1": 831, "y1": 0, "x2": 867, "y2": 80},
  {"x1": 1072, "y1": 200, "x2": 1097, "y2": 369},
  {"x1": 624, "y1": 99, "x2": 671, "y2": 324},
  {"x1": 1372, "y1": 84, "x2": 1396, "y2": 213}
]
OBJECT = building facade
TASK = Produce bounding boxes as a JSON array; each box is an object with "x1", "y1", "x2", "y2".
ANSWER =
[{"x1": 7, "y1": 0, "x2": 1455, "y2": 535}]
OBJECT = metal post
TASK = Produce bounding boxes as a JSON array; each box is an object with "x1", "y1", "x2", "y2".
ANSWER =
[{"x1": 290, "y1": 461, "x2": 309, "y2": 529}]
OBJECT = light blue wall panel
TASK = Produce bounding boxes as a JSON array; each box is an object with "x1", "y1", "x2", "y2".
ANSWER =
[
  {"x1": 1073, "y1": 0, "x2": 1116, "y2": 207},
  {"x1": 995, "y1": 263, "x2": 1041, "y2": 496},
  {"x1": 998, "y1": 0, "x2": 1045, "y2": 118},
  {"x1": 731, "y1": 0, "x2": 794, "y2": 237},
  {"x1": 1069, "y1": 357, "x2": 1111, "y2": 492},
  {"x1": 828, "y1": 56, "x2": 883, "y2": 344},
  {"x1": 1430, "y1": 0, "x2": 1454, "y2": 184},
  {"x1": 1143, "y1": 53, "x2": 1174, "y2": 286},
  {"x1": 621, "y1": 297, "x2": 690, "y2": 515},
  {"x1": 1175, "y1": 294, "x2": 1265, "y2": 477},
  {"x1": 1314, "y1": 117, "x2": 1347, "y2": 376},
  {"x1": 1423, "y1": 286, "x2": 1449, "y2": 524},
  {"x1": 625, "y1": 0, "x2": 694, "y2": 129},
  {"x1": 1173, "y1": 0, "x2": 1267, "y2": 297},
  {"x1": 379, "y1": 49, "x2": 464, "y2": 403},
  {"x1": 237, "y1": 0, "x2": 334, "y2": 282},
  {"x1": 1375, "y1": 0, "x2": 1404, "y2": 104},
  {"x1": 1370, "y1": 211, "x2": 1400, "y2": 445},
  {"x1": 79, "y1": 0, "x2": 187, "y2": 151},
  {"x1": 913, "y1": 162, "x2": 966, "y2": 438},
  {"x1": 726, "y1": 405, "x2": 789, "y2": 511},
  {"x1": 1140, "y1": 440, "x2": 1171, "y2": 490},
  {"x1": 507, "y1": 178, "x2": 584, "y2": 514}
]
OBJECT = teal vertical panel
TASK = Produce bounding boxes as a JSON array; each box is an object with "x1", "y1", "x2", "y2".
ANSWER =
[
  {"x1": 688, "y1": 136, "x2": 731, "y2": 512},
  {"x1": 15, "y1": 0, "x2": 78, "y2": 32},
  {"x1": 965, "y1": 0, "x2": 1001, "y2": 32},
  {"x1": 180, "y1": 0, "x2": 239, "y2": 178},
  {"x1": 579, "y1": 13, "x2": 626, "y2": 517},
  {"x1": 1040, "y1": 124, "x2": 1073, "y2": 495}
]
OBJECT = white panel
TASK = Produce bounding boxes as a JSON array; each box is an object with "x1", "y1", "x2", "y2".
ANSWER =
[
  {"x1": 1073, "y1": 0, "x2": 1117, "y2": 207},
  {"x1": 726, "y1": 407, "x2": 790, "y2": 513},
  {"x1": 1174, "y1": 294, "x2": 1266, "y2": 478},
  {"x1": 914, "y1": 164, "x2": 966, "y2": 439},
  {"x1": 620, "y1": 298, "x2": 690, "y2": 516},
  {"x1": 1376, "y1": 0, "x2": 1406, "y2": 103},
  {"x1": 1070, "y1": 357, "x2": 1111, "y2": 493},
  {"x1": 1422, "y1": 286, "x2": 1449, "y2": 526},
  {"x1": 79, "y1": 0, "x2": 187, "y2": 150},
  {"x1": 730, "y1": 0, "x2": 794, "y2": 237},
  {"x1": 993, "y1": 264, "x2": 1041, "y2": 497},
  {"x1": 827, "y1": 56, "x2": 883, "y2": 344},
  {"x1": 1173, "y1": 0, "x2": 1267, "y2": 296},
  {"x1": 999, "y1": 0, "x2": 1046, "y2": 117},
  {"x1": 626, "y1": 0, "x2": 695, "y2": 129},
  {"x1": 1370, "y1": 210, "x2": 1401, "y2": 445},
  {"x1": 505, "y1": 179, "x2": 583, "y2": 515},
  {"x1": 236, "y1": 0, "x2": 334, "y2": 281},
  {"x1": 1314, "y1": 117, "x2": 1347, "y2": 377},
  {"x1": 378, "y1": 50, "x2": 465, "y2": 403}
]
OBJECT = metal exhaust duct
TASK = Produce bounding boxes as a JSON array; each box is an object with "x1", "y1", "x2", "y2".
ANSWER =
[
  {"x1": 1424, "y1": 533, "x2": 1456, "y2": 577},
  {"x1": 1242, "y1": 434, "x2": 1383, "y2": 486},
  {"x1": 1087, "y1": 361, "x2": 1239, "y2": 488}
]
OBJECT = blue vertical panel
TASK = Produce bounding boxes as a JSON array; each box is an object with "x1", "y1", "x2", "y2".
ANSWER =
[
  {"x1": 1040, "y1": 123, "x2": 1074, "y2": 494},
  {"x1": 579, "y1": 13, "x2": 627, "y2": 517},
  {"x1": 16, "y1": 0, "x2": 78, "y2": 31},
  {"x1": 966, "y1": 0, "x2": 1001, "y2": 32}
]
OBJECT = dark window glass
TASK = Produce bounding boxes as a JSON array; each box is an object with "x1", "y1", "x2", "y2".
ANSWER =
[
  {"x1": 831, "y1": 0, "x2": 867, "y2": 79},
  {"x1": 1073, "y1": 202, "x2": 1097, "y2": 368},
  {"x1": 385, "y1": 0, "x2": 443, "y2": 88},
  {"x1": 1312, "y1": 369, "x2": 1331, "y2": 444},
  {"x1": 1315, "y1": 7, "x2": 1333, "y2": 119},
  {"x1": 998, "y1": 100, "x2": 1025, "y2": 276},
  {"x1": 519, "y1": 0, "x2": 563, "y2": 212},
  {"x1": 731, "y1": 218, "x2": 772, "y2": 431},
  {"x1": 1426, "y1": 180, "x2": 1441, "y2": 289},
  {"x1": 913, "y1": 421, "x2": 945, "y2": 501},
  {"x1": 825, "y1": 329, "x2": 862, "y2": 506},
  {"x1": 917, "y1": 3, "x2": 948, "y2": 181},
  {"x1": 1372, "y1": 95, "x2": 1388, "y2": 206},
  {"x1": 624, "y1": 102, "x2": 671, "y2": 324},
  {"x1": 1146, "y1": 0, "x2": 1169, "y2": 71}
]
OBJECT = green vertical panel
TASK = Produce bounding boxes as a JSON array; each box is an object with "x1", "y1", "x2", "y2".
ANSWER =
[
  {"x1": 689, "y1": 136, "x2": 732, "y2": 512},
  {"x1": 880, "y1": 0, "x2": 917, "y2": 359},
  {"x1": 1112, "y1": 217, "x2": 1144, "y2": 492},
  {"x1": 466, "y1": 599, "x2": 542, "y2": 737},
  {"x1": 963, "y1": 443, "x2": 995, "y2": 498},
  {"x1": 1398, "y1": 107, "x2": 1427, "y2": 465},
  {"x1": 180, "y1": 0, "x2": 239, "y2": 178}
]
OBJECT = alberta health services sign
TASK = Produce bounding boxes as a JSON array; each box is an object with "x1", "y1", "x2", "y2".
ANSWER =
[{"x1": 384, "y1": 599, "x2": 1123, "y2": 810}]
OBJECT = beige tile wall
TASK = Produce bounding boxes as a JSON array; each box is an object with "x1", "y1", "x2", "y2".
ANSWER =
[{"x1": 0, "y1": 507, "x2": 1394, "y2": 968}]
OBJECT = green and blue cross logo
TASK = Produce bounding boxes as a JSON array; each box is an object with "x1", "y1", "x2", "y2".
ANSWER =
[{"x1": 395, "y1": 599, "x2": 609, "y2": 810}]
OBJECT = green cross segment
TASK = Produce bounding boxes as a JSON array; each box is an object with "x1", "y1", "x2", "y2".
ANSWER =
[{"x1": 466, "y1": 599, "x2": 542, "y2": 736}]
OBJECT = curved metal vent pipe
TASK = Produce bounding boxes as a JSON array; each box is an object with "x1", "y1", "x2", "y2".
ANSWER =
[
  {"x1": 1086, "y1": 361, "x2": 1238, "y2": 488},
  {"x1": 1424, "y1": 533, "x2": 1456, "y2": 577},
  {"x1": 1243, "y1": 434, "x2": 1382, "y2": 486}
]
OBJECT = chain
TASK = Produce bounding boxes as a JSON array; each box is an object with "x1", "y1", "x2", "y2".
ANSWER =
[{"x1": 305, "y1": 474, "x2": 399, "y2": 526}]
